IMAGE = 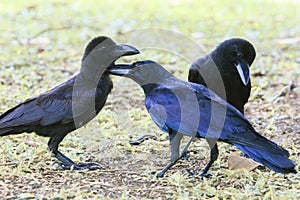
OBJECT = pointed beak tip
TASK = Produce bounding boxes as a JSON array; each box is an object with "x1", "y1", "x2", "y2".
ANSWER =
[
  {"x1": 120, "y1": 44, "x2": 140, "y2": 56},
  {"x1": 235, "y1": 62, "x2": 250, "y2": 86},
  {"x1": 243, "y1": 78, "x2": 250, "y2": 85},
  {"x1": 109, "y1": 64, "x2": 132, "y2": 76}
]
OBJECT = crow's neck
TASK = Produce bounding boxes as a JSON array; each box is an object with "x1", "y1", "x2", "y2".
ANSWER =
[
  {"x1": 140, "y1": 75, "x2": 178, "y2": 95},
  {"x1": 79, "y1": 66, "x2": 110, "y2": 81},
  {"x1": 76, "y1": 70, "x2": 111, "y2": 89},
  {"x1": 141, "y1": 83, "x2": 160, "y2": 95}
]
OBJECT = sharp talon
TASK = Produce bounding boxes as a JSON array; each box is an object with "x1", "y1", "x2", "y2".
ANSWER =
[{"x1": 200, "y1": 173, "x2": 213, "y2": 178}]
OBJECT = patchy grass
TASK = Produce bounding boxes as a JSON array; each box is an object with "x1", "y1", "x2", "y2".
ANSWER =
[{"x1": 0, "y1": 0, "x2": 299, "y2": 199}]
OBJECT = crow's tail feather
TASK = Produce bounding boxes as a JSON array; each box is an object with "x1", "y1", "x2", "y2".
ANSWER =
[
  {"x1": 0, "y1": 123, "x2": 24, "y2": 137},
  {"x1": 234, "y1": 144, "x2": 297, "y2": 174},
  {"x1": 0, "y1": 127, "x2": 15, "y2": 136}
]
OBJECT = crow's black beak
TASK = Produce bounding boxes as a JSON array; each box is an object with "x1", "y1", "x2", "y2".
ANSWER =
[
  {"x1": 109, "y1": 64, "x2": 132, "y2": 76},
  {"x1": 114, "y1": 44, "x2": 140, "y2": 56},
  {"x1": 234, "y1": 60, "x2": 250, "y2": 85}
]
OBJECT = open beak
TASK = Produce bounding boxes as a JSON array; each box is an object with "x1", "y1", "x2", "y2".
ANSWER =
[
  {"x1": 235, "y1": 60, "x2": 250, "y2": 85},
  {"x1": 109, "y1": 64, "x2": 133, "y2": 76},
  {"x1": 114, "y1": 44, "x2": 140, "y2": 56}
]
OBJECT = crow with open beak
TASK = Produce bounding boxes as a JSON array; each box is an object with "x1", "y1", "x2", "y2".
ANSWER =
[{"x1": 0, "y1": 36, "x2": 139, "y2": 170}]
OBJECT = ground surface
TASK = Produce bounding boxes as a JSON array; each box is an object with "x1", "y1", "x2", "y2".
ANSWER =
[{"x1": 0, "y1": 0, "x2": 299, "y2": 199}]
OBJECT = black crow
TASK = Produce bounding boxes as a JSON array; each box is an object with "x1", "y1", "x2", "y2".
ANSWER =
[
  {"x1": 130, "y1": 38, "x2": 255, "y2": 147},
  {"x1": 110, "y1": 60, "x2": 296, "y2": 177},
  {"x1": 0, "y1": 36, "x2": 139, "y2": 170},
  {"x1": 188, "y1": 38, "x2": 256, "y2": 114}
]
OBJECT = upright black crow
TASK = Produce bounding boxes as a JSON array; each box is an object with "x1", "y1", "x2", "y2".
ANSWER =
[
  {"x1": 189, "y1": 38, "x2": 256, "y2": 114},
  {"x1": 110, "y1": 60, "x2": 296, "y2": 177},
  {"x1": 0, "y1": 36, "x2": 139, "y2": 170}
]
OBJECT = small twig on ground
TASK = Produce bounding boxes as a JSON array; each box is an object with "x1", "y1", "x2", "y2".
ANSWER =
[
  {"x1": 272, "y1": 81, "x2": 295, "y2": 103},
  {"x1": 28, "y1": 26, "x2": 72, "y2": 42},
  {"x1": 14, "y1": 26, "x2": 71, "y2": 46}
]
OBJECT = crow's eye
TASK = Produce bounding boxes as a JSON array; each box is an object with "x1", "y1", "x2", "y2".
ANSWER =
[{"x1": 133, "y1": 61, "x2": 141, "y2": 67}]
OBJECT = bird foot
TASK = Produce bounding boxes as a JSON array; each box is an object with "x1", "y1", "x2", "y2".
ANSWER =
[
  {"x1": 156, "y1": 170, "x2": 166, "y2": 178},
  {"x1": 53, "y1": 161, "x2": 102, "y2": 171},
  {"x1": 199, "y1": 172, "x2": 213, "y2": 178},
  {"x1": 183, "y1": 169, "x2": 213, "y2": 178},
  {"x1": 129, "y1": 134, "x2": 157, "y2": 145},
  {"x1": 147, "y1": 169, "x2": 169, "y2": 178},
  {"x1": 180, "y1": 151, "x2": 190, "y2": 161},
  {"x1": 148, "y1": 171, "x2": 164, "y2": 178}
]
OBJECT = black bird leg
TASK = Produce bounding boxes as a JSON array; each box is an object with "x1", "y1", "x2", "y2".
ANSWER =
[
  {"x1": 187, "y1": 138, "x2": 218, "y2": 177},
  {"x1": 53, "y1": 150, "x2": 101, "y2": 170},
  {"x1": 157, "y1": 131, "x2": 182, "y2": 177},
  {"x1": 157, "y1": 131, "x2": 195, "y2": 177},
  {"x1": 49, "y1": 137, "x2": 101, "y2": 170},
  {"x1": 178, "y1": 136, "x2": 194, "y2": 160}
]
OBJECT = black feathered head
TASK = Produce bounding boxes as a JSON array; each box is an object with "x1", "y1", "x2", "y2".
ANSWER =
[
  {"x1": 82, "y1": 36, "x2": 116, "y2": 61},
  {"x1": 80, "y1": 36, "x2": 139, "y2": 74},
  {"x1": 214, "y1": 38, "x2": 256, "y2": 85}
]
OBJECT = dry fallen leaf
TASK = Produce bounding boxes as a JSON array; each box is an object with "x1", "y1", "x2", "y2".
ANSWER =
[{"x1": 228, "y1": 152, "x2": 261, "y2": 171}]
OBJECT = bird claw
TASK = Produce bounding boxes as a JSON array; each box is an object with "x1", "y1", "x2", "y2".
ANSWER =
[
  {"x1": 148, "y1": 170, "x2": 165, "y2": 178},
  {"x1": 199, "y1": 172, "x2": 213, "y2": 178},
  {"x1": 180, "y1": 151, "x2": 190, "y2": 161},
  {"x1": 75, "y1": 162, "x2": 102, "y2": 171},
  {"x1": 53, "y1": 161, "x2": 102, "y2": 171},
  {"x1": 148, "y1": 171, "x2": 160, "y2": 178},
  {"x1": 156, "y1": 171, "x2": 165, "y2": 178},
  {"x1": 129, "y1": 134, "x2": 157, "y2": 146},
  {"x1": 183, "y1": 169, "x2": 213, "y2": 178}
]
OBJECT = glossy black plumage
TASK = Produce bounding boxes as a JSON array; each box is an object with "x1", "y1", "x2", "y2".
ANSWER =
[
  {"x1": 110, "y1": 60, "x2": 296, "y2": 177},
  {"x1": 0, "y1": 36, "x2": 139, "y2": 170},
  {"x1": 188, "y1": 38, "x2": 256, "y2": 114}
]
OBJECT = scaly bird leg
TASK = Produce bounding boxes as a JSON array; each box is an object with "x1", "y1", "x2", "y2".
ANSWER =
[
  {"x1": 157, "y1": 131, "x2": 183, "y2": 177},
  {"x1": 178, "y1": 136, "x2": 195, "y2": 160},
  {"x1": 187, "y1": 138, "x2": 218, "y2": 178},
  {"x1": 49, "y1": 137, "x2": 101, "y2": 171}
]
